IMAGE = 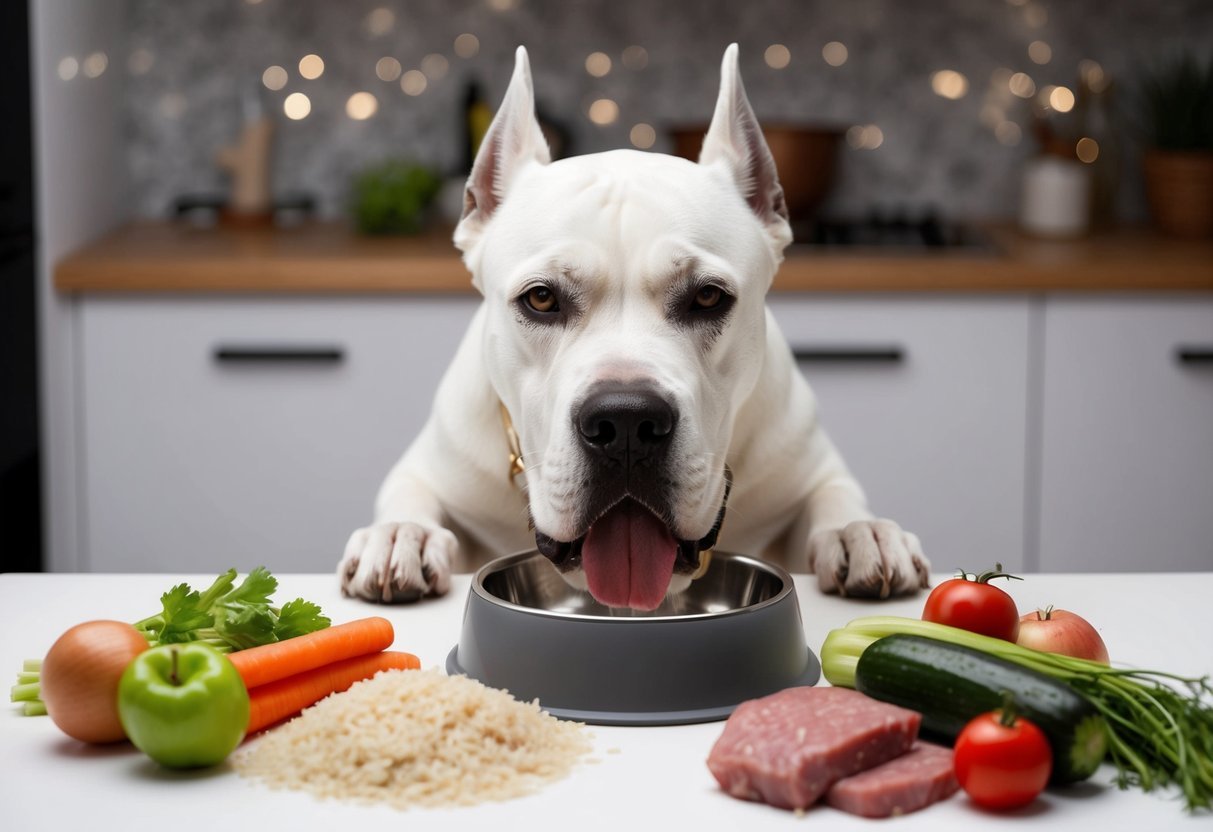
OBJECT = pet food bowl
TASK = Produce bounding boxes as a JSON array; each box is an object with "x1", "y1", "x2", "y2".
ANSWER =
[{"x1": 446, "y1": 550, "x2": 820, "y2": 726}]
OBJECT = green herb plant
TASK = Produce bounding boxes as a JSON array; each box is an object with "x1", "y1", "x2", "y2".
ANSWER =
[
  {"x1": 351, "y1": 159, "x2": 442, "y2": 234},
  {"x1": 1137, "y1": 51, "x2": 1213, "y2": 151},
  {"x1": 10, "y1": 567, "x2": 329, "y2": 716}
]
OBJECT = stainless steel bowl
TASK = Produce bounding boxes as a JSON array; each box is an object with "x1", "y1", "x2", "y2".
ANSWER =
[{"x1": 446, "y1": 550, "x2": 820, "y2": 725}]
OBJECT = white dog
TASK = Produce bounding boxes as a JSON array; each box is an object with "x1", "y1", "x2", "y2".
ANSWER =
[{"x1": 338, "y1": 45, "x2": 930, "y2": 608}]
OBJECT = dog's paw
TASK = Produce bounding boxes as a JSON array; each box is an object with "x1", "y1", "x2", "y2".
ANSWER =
[
  {"x1": 337, "y1": 521, "x2": 456, "y2": 603},
  {"x1": 807, "y1": 518, "x2": 930, "y2": 599}
]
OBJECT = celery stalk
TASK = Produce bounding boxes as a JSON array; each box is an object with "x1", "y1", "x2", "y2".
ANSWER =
[{"x1": 10, "y1": 682, "x2": 40, "y2": 702}]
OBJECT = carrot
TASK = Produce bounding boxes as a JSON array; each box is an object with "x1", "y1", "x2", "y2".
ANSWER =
[
  {"x1": 245, "y1": 650, "x2": 420, "y2": 734},
  {"x1": 227, "y1": 616, "x2": 395, "y2": 689}
]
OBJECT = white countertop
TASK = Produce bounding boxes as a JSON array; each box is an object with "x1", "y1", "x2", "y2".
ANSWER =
[{"x1": 2, "y1": 570, "x2": 1210, "y2": 831}]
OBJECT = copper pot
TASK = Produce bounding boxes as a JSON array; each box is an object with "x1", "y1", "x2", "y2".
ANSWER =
[
  {"x1": 1143, "y1": 150, "x2": 1213, "y2": 238},
  {"x1": 669, "y1": 125, "x2": 843, "y2": 221}
]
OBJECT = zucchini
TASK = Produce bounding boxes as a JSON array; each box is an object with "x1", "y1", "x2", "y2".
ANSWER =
[{"x1": 854, "y1": 634, "x2": 1107, "y2": 785}]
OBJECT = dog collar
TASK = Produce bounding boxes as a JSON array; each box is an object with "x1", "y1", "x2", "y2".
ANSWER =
[{"x1": 498, "y1": 401, "x2": 526, "y2": 487}]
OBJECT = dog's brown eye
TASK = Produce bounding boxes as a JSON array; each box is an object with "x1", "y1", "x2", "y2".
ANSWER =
[
  {"x1": 524, "y1": 286, "x2": 558, "y2": 314},
  {"x1": 693, "y1": 285, "x2": 724, "y2": 310}
]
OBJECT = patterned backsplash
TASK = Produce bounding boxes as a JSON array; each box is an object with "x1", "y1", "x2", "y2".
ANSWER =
[{"x1": 109, "y1": 0, "x2": 1211, "y2": 223}]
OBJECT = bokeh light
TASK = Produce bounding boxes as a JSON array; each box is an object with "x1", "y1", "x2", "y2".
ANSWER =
[
  {"x1": 630, "y1": 123, "x2": 656, "y2": 149},
  {"x1": 1076, "y1": 137, "x2": 1100, "y2": 163},
  {"x1": 284, "y1": 92, "x2": 311, "y2": 120},
  {"x1": 299, "y1": 54, "x2": 324, "y2": 80},
  {"x1": 588, "y1": 98, "x2": 619, "y2": 125},
  {"x1": 822, "y1": 41, "x2": 848, "y2": 67},
  {"x1": 765, "y1": 44, "x2": 791, "y2": 69},
  {"x1": 585, "y1": 52, "x2": 612, "y2": 77},
  {"x1": 401, "y1": 70, "x2": 427, "y2": 96},
  {"x1": 931, "y1": 69, "x2": 969, "y2": 99},
  {"x1": 622, "y1": 45, "x2": 648, "y2": 70},
  {"x1": 346, "y1": 92, "x2": 379, "y2": 120},
  {"x1": 375, "y1": 57, "x2": 402, "y2": 82},
  {"x1": 262, "y1": 65, "x2": 288, "y2": 90},
  {"x1": 454, "y1": 34, "x2": 480, "y2": 59}
]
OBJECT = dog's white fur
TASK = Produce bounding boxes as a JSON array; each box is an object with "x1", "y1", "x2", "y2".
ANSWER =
[{"x1": 338, "y1": 45, "x2": 930, "y2": 603}]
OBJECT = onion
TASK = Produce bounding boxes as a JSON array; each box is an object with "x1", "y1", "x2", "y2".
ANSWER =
[
  {"x1": 1016, "y1": 607, "x2": 1110, "y2": 664},
  {"x1": 41, "y1": 620, "x2": 150, "y2": 743}
]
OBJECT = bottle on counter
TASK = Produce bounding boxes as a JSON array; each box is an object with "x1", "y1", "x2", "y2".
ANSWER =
[
  {"x1": 462, "y1": 80, "x2": 493, "y2": 174},
  {"x1": 1075, "y1": 65, "x2": 1120, "y2": 229},
  {"x1": 438, "y1": 80, "x2": 495, "y2": 225},
  {"x1": 1019, "y1": 115, "x2": 1092, "y2": 239}
]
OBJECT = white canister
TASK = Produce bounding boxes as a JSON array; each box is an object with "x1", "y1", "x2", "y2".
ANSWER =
[{"x1": 1019, "y1": 155, "x2": 1092, "y2": 238}]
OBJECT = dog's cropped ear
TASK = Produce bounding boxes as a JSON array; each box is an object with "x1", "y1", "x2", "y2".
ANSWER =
[
  {"x1": 454, "y1": 46, "x2": 551, "y2": 253},
  {"x1": 699, "y1": 44, "x2": 792, "y2": 253}
]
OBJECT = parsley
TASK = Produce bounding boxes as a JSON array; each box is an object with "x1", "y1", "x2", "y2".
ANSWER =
[{"x1": 132, "y1": 567, "x2": 330, "y2": 653}]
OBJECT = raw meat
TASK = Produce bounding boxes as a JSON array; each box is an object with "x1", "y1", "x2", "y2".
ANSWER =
[
  {"x1": 706, "y1": 686, "x2": 921, "y2": 811},
  {"x1": 825, "y1": 741, "x2": 959, "y2": 818}
]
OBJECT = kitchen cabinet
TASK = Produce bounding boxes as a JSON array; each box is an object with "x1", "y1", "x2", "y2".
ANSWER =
[
  {"x1": 73, "y1": 291, "x2": 1211, "y2": 577},
  {"x1": 768, "y1": 296, "x2": 1032, "y2": 572},
  {"x1": 1037, "y1": 297, "x2": 1213, "y2": 572},
  {"x1": 78, "y1": 296, "x2": 480, "y2": 573}
]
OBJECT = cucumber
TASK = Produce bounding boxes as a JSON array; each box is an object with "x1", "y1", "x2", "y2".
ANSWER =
[{"x1": 854, "y1": 634, "x2": 1107, "y2": 784}]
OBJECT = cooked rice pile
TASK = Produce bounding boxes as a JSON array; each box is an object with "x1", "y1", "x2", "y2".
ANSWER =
[{"x1": 232, "y1": 668, "x2": 593, "y2": 808}]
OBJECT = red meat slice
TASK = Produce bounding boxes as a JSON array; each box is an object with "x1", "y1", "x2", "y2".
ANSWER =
[
  {"x1": 825, "y1": 741, "x2": 960, "y2": 818},
  {"x1": 706, "y1": 686, "x2": 921, "y2": 811}
]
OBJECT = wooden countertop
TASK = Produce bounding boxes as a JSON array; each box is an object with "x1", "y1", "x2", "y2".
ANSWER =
[{"x1": 54, "y1": 220, "x2": 1213, "y2": 294}]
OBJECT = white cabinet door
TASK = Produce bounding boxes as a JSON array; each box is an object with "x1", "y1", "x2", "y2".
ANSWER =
[
  {"x1": 1038, "y1": 297, "x2": 1213, "y2": 572},
  {"x1": 767, "y1": 295, "x2": 1032, "y2": 572},
  {"x1": 79, "y1": 296, "x2": 479, "y2": 573}
]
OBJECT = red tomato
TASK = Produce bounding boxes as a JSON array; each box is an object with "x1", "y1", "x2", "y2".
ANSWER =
[
  {"x1": 921, "y1": 564, "x2": 1022, "y2": 641},
  {"x1": 1017, "y1": 606, "x2": 1110, "y2": 664},
  {"x1": 954, "y1": 706, "x2": 1053, "y2": 810}
]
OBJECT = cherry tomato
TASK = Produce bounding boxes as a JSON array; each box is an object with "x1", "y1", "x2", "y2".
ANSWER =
[
  {"x1": 922, "y1": 564, "x2": 1022, "y2": 641},
  {"x1": 954, "y1": 703, "x2": 1052, "y2": 811}
]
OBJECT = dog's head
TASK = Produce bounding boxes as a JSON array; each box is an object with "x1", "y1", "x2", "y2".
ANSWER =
[{"x1": 454, "y1": 45, "x2": 791, "y2": 610}]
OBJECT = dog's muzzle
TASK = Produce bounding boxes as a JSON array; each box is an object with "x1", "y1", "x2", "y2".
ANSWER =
[{"x1": 526, "y1": 381, "x2": 728, "y2": 609}]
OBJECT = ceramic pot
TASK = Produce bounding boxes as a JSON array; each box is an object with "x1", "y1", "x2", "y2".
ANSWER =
[{"x1": 1143, "y1": 150, "x2": 1213, "y2": 238}]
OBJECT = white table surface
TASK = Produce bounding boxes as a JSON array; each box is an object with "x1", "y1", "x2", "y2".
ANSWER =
[{"x1": 2, "y1": 570, "x2": 1211, "y2": 831}]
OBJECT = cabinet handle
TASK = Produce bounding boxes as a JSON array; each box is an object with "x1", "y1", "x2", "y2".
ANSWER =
[
  {"x1": 1176, "y1": 346, "x2": 1213, "y2": 366},
  {"x1": 213, "y1": 345, "x2": 345, "y2": 364},
  {"x1": 791, "y1": 345, "x2": 905, "y2": 364}
]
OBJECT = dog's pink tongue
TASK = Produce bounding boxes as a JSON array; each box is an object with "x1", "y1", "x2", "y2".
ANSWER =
[{"x1": 581, "y1": 501, "x2": 678, "y2": 611}]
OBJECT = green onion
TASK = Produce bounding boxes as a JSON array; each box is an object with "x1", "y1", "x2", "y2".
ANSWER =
[{"x1": 821, "y1": 616, "x2": 1213, "y2": 813}]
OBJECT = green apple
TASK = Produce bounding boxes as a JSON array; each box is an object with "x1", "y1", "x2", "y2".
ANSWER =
[{"x1": 117, "y1": 643, "x2": 249, "y2": 768}]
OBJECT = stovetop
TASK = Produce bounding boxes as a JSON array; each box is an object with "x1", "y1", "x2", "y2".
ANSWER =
[{"x1": 790, "y1": 212, "x2": 994, "y2": 252}]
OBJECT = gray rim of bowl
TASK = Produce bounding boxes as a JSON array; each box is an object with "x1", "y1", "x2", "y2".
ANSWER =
[{"x1": 469, "y1": 550, "x2": 796, "y2": 623}]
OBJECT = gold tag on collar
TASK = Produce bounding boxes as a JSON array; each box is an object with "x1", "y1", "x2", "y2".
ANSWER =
[{"x1": 499, "y1": 401, "x2": 526, "y2": 486}]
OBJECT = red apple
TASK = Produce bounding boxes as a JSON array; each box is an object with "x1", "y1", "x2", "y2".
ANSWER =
[{"x1": 1016, "y1": 606, "x2": 1110, "y2": 664}]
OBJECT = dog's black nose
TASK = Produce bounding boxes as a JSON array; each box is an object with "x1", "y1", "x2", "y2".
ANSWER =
[{"x1": 576, "y1": 384, "x2": 677, "y2": 465}]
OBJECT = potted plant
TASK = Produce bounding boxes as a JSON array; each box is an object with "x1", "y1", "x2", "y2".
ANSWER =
[
  {"x1": 350, "y1": 160, "x2": 442, "y2": 235},
  {"x1": 1138, "y1": 52, "x2": 1213, "y2": 237}
]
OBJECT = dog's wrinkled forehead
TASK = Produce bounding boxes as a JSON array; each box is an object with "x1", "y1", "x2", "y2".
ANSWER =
[{"x1": 479, "y1": 150, "x2": 774, "y2": 295}]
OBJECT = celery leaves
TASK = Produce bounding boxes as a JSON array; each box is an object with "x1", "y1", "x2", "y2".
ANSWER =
[
  {"x1": 274, "y1": 599, "x2": 331, "y2": 641},
  {"x1": 132, "y1": 567, "x2": 329, "y2": 653}
]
